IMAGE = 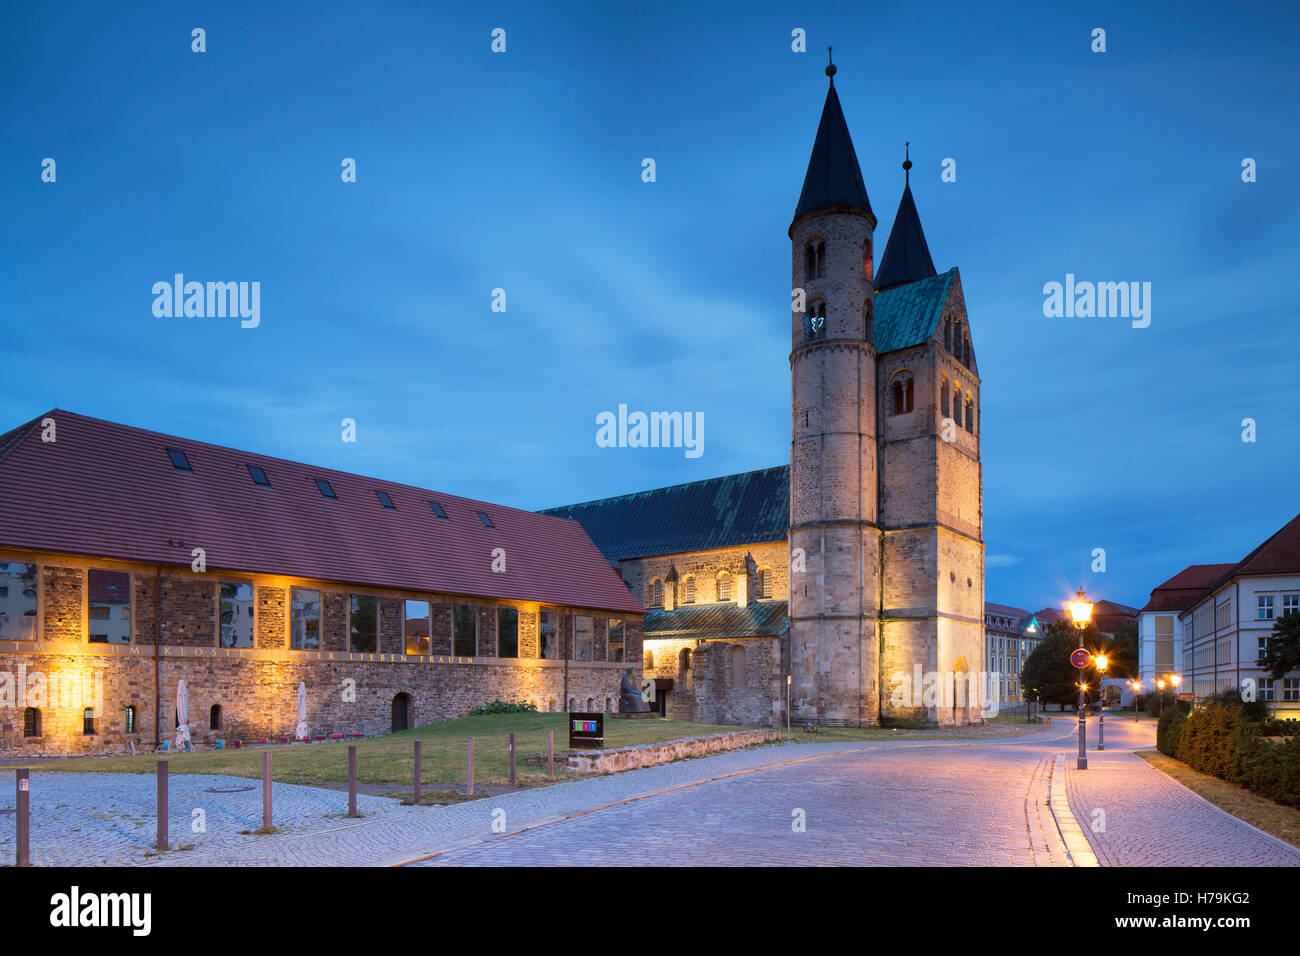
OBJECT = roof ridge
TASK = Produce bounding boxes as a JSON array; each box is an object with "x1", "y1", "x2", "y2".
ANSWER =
[
  {"x1": 541, "y1": 464, "x2": 789, "y2": 512},
  {"x1": 0, "y1": 411, "x2": 48, "y2": 468}
]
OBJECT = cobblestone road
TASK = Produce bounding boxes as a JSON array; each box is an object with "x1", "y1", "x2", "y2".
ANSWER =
[{"x1": 4, "y1": 716, "x2": 1295, "y2": 866}]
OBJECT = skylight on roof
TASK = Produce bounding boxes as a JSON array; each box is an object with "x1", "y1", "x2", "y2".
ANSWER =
[
  {"x1": 315, "y1": 478, "x2": 337, "y2": 499},
  {"x1": 376, "y1": 490, "x2": 396, "y2": 510},
  {"x1": 247, "y1": 465, "x2": 270, "y2": 486},
  {"x1": 428, "y1": 501, "x2": 448, "y2": 519},
  {"x1": 166, "y1": 448, "x2": 192, "y2": 471},
  {"x1": 476, "y1": 511, "x2": 494, "y2": 528}
]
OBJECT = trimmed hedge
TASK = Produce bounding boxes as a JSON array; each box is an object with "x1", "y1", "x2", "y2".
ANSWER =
[
  {"x1": 1157, "y1": 700, "x2": 1300, "y2": 809},
  {"x1": 467, "y1": 699, "x2": 538, "y2": 716}
]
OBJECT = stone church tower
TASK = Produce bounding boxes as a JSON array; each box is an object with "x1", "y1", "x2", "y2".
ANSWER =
[{"x1": 788, "y1": 61, "x2": 985, "y2": 726}]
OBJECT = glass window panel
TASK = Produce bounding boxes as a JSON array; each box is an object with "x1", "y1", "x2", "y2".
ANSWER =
[
  {"x1": 539, "y1": 611, "x2": 557, "y2": 660},
  {"x1": 88, "y1": 569, "x2": 131, "y2": 644},
  {"x1": 291, "y1": 588, "x2": 320, "y2": 650},
  {"x1": 219, "y1": 582, "x2": 256, "y2": 648},
  {"x1": 0, "y1": 562, "x2": 37, "y2": 640},
  {"x1": 350, "y1": 595, "x2": 378, "y2": 652},
  {"x1": 607, "y1": 619, "x2": 624, "y2": 662},
  {"x1": 498, "y1": 607, "x2": 518, "y2": 658},
  {"x1": 574, "y1": 615, "x2": 593, "y2": 661},
  {"x1": 453, "y1": 604, "x2": 476, "y2": 657},
  {"x1": 404, "y1": 600, "x2": 430, "y2": 655}
]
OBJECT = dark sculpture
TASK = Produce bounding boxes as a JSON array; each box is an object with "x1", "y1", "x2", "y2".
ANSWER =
[{"x1": 619, "y1": 667, "x2": 649, "y2": 713}]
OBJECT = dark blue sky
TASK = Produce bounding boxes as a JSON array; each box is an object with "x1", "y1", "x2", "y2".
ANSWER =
[{"x1": 4, "y1": 1, "x2": 1297, "y2": 613}]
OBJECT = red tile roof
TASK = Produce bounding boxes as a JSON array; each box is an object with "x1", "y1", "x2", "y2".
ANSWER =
[
  {"x1": 1140, "y1": 563, "x2": 1237, "y2": 613},
  {"x1": 1138, "y1": 514, "x2": 1300, "y2": 614},
  {"x1": 0, "y1": 410, "x2": 643, "y2": 615}
]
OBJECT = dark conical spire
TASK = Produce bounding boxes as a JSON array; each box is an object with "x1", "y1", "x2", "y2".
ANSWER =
[
  {"x1": 873, "y1": 143, "x2": 937, "y2": 291},
  {"x1": 791, "y1": 54, "x2": 872, "y2": 224}
]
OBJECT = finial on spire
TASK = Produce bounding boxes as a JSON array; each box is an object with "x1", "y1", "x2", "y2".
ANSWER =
[
  {"x1": 902, "y1": 141, "x2": 912, "y2": 186},
  {"x1": 825, "y1": 46, "x2": 836, "y2": 82}
]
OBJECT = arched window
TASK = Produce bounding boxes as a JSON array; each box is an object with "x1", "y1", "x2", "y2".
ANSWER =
[
  {"x1": 757, "y1": 568, "x2": 772, "y2": 599},
  {"x1": 964, "y1": 335, "x2": 972, "y2": 367},
  {"x1": 125, "y1": 705, "x2": 136, "y2": 734},
  {"x1": 891, "y1": 373, "x2": 914, "y2": 415},
  {"x1": 586, "y1": 697, "x2": 594, "y2": 711},
  {"x1": 83, "y1": 708, "x2": 95, "y2": 736},
  {"x1": 940, "y1": 379, "x2": 950, "y2": 418},
  {"x1": 209, "y1": 704, "x2": 222, "y2": 730},
  {"x1": 644, "y1": 649, "x2": 655, "y2": 671},
  {"x1": 23, "y1": 707, "x2": 40, "y2": 737},
  {"x1": 965, "y1": 395, "x2": 975, "y2": 434},
  {"x1": 953, "y1": 394, "x2": 963, "y2": 427},
  {"x1": 716, "y1": 572, "x2": 732, "y2": 603},
  {"x1": 804, "y1": 239, "x2": 826, "y2": 281},
  {"x1": 731, "y1": 645, "x2": 747, "y2": 686},
  {"x1": 683, "y1": 576, "x2": 695, "y2": 604},
  {"x1": 649, "y1": 578, "x2": 663, "y2": 607},
  {"x1": 805, "y1": 299, "x2": 826, "y2": 341}
]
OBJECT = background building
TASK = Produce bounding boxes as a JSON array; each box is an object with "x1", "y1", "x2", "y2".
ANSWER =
[{"x1": 983, "y1": 603, "x2": 1041, "y2": 704}]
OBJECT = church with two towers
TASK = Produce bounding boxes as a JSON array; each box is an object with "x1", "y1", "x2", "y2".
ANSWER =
[{"x1": 546, "y1": 63, "x2": 986, "y2": 726}]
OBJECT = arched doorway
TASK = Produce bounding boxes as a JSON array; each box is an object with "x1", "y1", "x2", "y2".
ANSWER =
[
  {"x1": 952, "y1": 656, "x2": 970, "y2": 727},
  {"x1": 391, "y1": 693, "x2": 412, "y2": 733}
]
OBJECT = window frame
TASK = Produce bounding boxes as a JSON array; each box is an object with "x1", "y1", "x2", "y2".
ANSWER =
[{"x1": 349, "y1": 594, "x2": 379, "y2": 653}]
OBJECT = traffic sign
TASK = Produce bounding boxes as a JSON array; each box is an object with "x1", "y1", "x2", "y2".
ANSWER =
[{"x1": 1070, "y1": 648, "x2": 1092, "y2": 669}]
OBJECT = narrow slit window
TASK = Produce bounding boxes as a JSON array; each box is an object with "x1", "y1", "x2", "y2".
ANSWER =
[
  {"x1": 166, "y1": 448, "x2": 192, "y2": 471},
  {"x1": 247, "y1": 464, "x2": 270, "y2": 486},
  {"x1": 476, "y1": 511, "x2": 494, "y2": 528},
  {"x1": 428, "y1": 500, "x2": 448, "y2": 519},
  {"x1": 315, "y1": 478, "x2": 337, "y2": 499},
  {"x1": 375, "y1": 490, "x2": 396, "y2": 510}
]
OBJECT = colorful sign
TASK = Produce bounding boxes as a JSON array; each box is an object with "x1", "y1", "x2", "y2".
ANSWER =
[
  {"x1": 1070, "y1": 648, "x2": 1092, "y2": 669},
  {"x1": 568, "y1": 711, "x2": 604, "y2": 750}
]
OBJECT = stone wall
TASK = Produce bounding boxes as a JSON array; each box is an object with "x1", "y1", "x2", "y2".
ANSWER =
[{"x1": 566, "y1": 729, "x2": 783, "y2": 773}]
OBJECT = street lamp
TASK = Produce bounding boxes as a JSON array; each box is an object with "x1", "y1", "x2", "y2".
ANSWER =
[
  {"x1": 1156, "y1": 678, "x2": 1166, "y2": 717},
  {"x1": 1069, "y1": 588, "x2": 1094, "y2": 770},
  {"x1": 1131, "y1": 680, "x2": 1141, "y2": 721},
  {"x1": 1095, "y1": 653, "x2": 1108, "y2": 750}
]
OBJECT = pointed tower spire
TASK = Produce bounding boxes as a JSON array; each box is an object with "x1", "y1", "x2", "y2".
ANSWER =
[
  {"x1": 791, "y1": 57, "x2": 872, "y2": 225},
  {"x1": 873, "y1": 143, "x2": 937, "y2": 292}
]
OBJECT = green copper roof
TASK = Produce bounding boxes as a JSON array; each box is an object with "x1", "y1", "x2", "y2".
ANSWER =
[
  {"x1": 644, "y1": 600, "x2": 789, "y2": 640},
  {"x1": 873, "y1": 267, "x2": 956, "y2": 353},
  {"x1": 539, "y1": 466, "x2": 789, "y2": 561}
]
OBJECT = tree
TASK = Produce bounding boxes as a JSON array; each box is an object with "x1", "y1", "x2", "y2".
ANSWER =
[
  {"x1": 1262, "y1": 612, "x2": 1300, "y2": 680},
  {"x1": 1021, "y1": 621, "x2": 1104, "y2": 709},
  {"x1": 1103, "y1": 621, "x2": 1139, "y2": 679}
]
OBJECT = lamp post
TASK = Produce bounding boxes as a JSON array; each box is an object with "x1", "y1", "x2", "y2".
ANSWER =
[
  {"x1": 1156, "y1": 678, "x2": 1166, "y2": 718},
  {"x1": 1095, "y1": 653, "x2": 1108, "y2": 750},
  {"x1": 1131, "y1": 680, "x2": 1141, "y2": 721},
  {"x1": 1170, "y1": 673, "x2": 1183, "y2": 711},
  {"x1": 1069, "y1": 588, "x2": 1094, "y2": 771}
]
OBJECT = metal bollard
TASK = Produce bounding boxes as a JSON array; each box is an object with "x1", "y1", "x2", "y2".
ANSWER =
[
  {"x1": 467, "y1": 737, "x2": 475, "y2": 795},
  {"x1": 157, "y1": 759, "x2": 169, "y2": 851},
  {"x1": 15, "y1": 769, "x2": 30, "y2": 867},
  {"x1": 262, "y1": 750, "x2": 272, "y2": 830},
  {"x1": 548, "y1": 729, "x2": 554, "y2": 777},
  {"x1": 347, "y1": 745, "x2": 358, "y2": 817},
  {"x1": 509, "y1": 732, "x2": 516, "y2": 787},
  {"x1": 413, "y1": 740, "x2": 422, "y2": 806}
]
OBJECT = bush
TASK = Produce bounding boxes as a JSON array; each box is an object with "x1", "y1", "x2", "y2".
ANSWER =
[
  {"x1": 467, "y1": 699, "x2": 538, "y2": 716},
  {"x1": 1239, "y1": 735, "x2": 1300, "y2": 809},
  {"x1": 1157, "y1": 706, "x2": 1186, "y2": 756}
]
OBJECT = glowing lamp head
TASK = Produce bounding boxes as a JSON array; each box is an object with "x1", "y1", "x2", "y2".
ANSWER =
[
  {"x1": 1170, "y1": 674, "x2": 1182, "y2": 687},
  {"x1": 1094, "y1": 654, "x2": 1108, "y2": 672},
  {"x1": 1157, "y1": 679, "x2": 1166, "y2": 689},
  {"x1": 1068, "y1": 589, "x2": 1094, "y2": 626}
]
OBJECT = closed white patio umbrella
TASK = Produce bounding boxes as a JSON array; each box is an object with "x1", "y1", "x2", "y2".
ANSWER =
[{"x1": 174, "y1": 679, "x2": 191, "y2": 751}]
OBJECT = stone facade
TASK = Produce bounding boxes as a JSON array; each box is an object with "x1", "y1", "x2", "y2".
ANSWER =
[{"x1": 0, "y1": 549, "x2": 643, "y2": 754}]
